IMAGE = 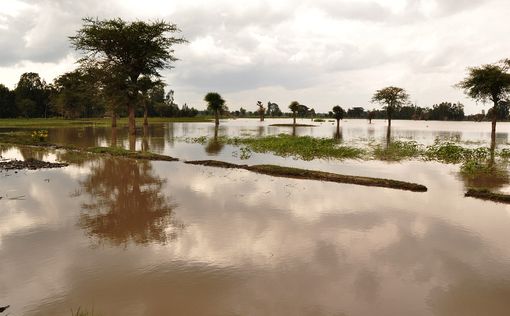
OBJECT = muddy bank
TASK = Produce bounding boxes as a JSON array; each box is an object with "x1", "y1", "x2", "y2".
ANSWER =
[
  {"x1": 186, "y1": 160, "x2": 428, "y2": 192},
  {"x1": 0, "y1": 158, "x2": 68, "y2": 171},
  {"x1": 465, "y1": 189, "x2": 510, "y2": 204},
  {"x1": 269, "y1": 124, "x2": 316, "y2": 127}
]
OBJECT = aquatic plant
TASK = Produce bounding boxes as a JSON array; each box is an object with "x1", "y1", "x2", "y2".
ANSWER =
[{"x1": 372, "y1": 140, "x2": 421, "y2": 161}]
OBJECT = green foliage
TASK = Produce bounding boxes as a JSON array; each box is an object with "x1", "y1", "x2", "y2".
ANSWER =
[
  {"x1": 288, "y1": 101, "x2": 300, "y2": 113},
  {"x1": 373, "y1": 140, "x2": 421, "y2": 161},
  {"x1": 371, "y1": 86, "x2": 409, "y2": 119},
  {"x1": 424, "y1": 141, "x2": 491, "y2": 164},
  {"x1": 227, "y1": 134, "x2": 365, "y2": 161},
  {"x1": 204, "y1": 92, "x2": 226, "y2": 113},
  {"x1": 332, "y1": 105, "x2": 345, "y2": 121},
  {"x1": 457, "y1": 62, "x2": 510, "y2": 106}
]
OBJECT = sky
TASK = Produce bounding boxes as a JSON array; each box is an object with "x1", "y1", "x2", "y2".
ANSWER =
[{"x1": 0, "y1": 0, "x2": 509, "y2": 114}]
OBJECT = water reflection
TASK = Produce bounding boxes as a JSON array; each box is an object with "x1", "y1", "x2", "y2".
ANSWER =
[
  {"x1": 204, "y1": 125, "x2": 224, "y2": 155},
  {"x1": 78, "y1": 158, "x2": 182, "y2": 246}
]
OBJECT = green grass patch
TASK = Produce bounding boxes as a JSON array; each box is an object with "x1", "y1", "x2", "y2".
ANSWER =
[
  {"x1": 226, "y1": 134, "x2": 365, "y2": 161},
  {"x1": 372, "y1": 140, "x2": 421, "y2": 161}
]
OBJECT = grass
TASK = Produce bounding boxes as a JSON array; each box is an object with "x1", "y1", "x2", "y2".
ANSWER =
[
  {"x1": 373, "y1": 140, "x2": 421, "y2": 161},
  {"x1": 225, "y1": 134, "x2": 365, "y2": 161},
  {"x1": 0, "y1": 116, "x2": 212, "y2": 128},
  {"x1": 185, "y1": 160, "x2": 427, "y2": 192}
]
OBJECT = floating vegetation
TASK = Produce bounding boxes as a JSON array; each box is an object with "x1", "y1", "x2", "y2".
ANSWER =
[{"x1": 185, "y1": 160, "x2": 427, "y2": 192}]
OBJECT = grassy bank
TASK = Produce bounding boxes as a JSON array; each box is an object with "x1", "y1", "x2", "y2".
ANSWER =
[
  {"x1": 185, "y1": 159, "x2": 428, "y2": 192},
  {"x1": 0, "y1": 116, "x2": 212, "y2": 128}
]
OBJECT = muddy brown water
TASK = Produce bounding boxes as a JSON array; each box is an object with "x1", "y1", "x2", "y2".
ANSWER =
[{"x1": 2, "y1": 119, "x2": 510, "y2": 316}]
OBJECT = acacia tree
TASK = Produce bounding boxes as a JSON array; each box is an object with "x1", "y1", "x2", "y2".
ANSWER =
[
  {"x1": 457, "y1": 62, "x2": 510, "y2": 148},
  {"x1": 204, "y1": 92, "x2": 226, "y2": 126},
  {"x1": 332, "y1": 105, "x2": 345, "y2": 136},
  {"x1": 289, "y1": 101, "x2": 300, "y2": 126},
  {"x1": 70, "y1": 18, "x2": 186, "y2": 135},
  {"x1": 371, "y1": 86, "x2": 409, "y2": 127},
  {"x1": 257, "y1": 101, "x2": 265, "y2": 122}
]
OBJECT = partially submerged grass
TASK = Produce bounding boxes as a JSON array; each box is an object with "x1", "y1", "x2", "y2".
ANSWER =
[
  {"x1": 373, "y1": 140, "x2": 421, "y2": 161},
  {"x1": 185, "y1": 159, "x2": 427, "y2": 192},
  {"x1": 226, "y1": 134, "x2": 365, "y2": 161},
  {"x1": 465, "y1": 189, "x2": 510, "y2": 204}
]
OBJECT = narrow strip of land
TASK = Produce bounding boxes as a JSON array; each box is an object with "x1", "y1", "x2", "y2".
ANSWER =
[
  {"x1": 185, "y1": 160, "x2": 428, "y2": 192},
  {"x1": 465, "y1": 189, "x2": 510, "y2": 204}
]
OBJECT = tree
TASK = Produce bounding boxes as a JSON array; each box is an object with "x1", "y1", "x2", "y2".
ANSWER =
[
  {"x1": 15, "y1": 72, "x2": 50, "y2": 118},
  {"x1": 0, "y1": 84, "x2": 16, "y2": 118},
  {"x1": 204, "y1": 92, "x2": 226, "y2": 126},
  {"x1": 70, "y1": 18, "x2": 187, "y2": 135},
  {"x1": 257, "y1": 101, "x2": 265, "y2": 122},
  {"x1": 289, "y1": 101, "x2": 300, "y2": 126},
  {"x1": 138, "y1": 76, "x2": 164, "y2": 126},
  {"x1": 332, "y1": 105, "x2": 345, "y2": 138},
  {"x1": 51, "y1": 69, "x2": 102, "y2": 119},
  {"x1": 267, "y1": 102, "x2": 282, "y2": 117},
  {"x1": 457, "y1": 62, "x2": 510, "y2": 148},
  {"x1": 367, "y1": 110, "x2": 375, "y2": 124},
  {"x1": 371, "y1": 86, "x2": 409, "y2": 127}
]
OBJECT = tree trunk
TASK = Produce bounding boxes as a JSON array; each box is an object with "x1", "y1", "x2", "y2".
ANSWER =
[
  {"x1": 491, "y1": 102, "x2": 497, "y2": 162},
  {"x1": 215, "y1": 110, "x2": 219, "y2": 126},
  {"x1": 260, "y1": 111, "x2": 264, "y2": 122},
  {"x1": 111, "y1": 127, "x2": 117, "y2": 147},
  {"x1": 128, "y1": 102, "x2": 136, "y2": 136},
  {"x1": 143, "y1": 101, "x2": 148, "y2": 126},
  {"x1": 111, "y1": 111, "x2": 117, "y2": 128},
  {"x1": 293, "y1": 112, "x2": 296, "y2": 126},
  {"x1": 336, "y1": 119, "x2": 340, "y2": 134}
]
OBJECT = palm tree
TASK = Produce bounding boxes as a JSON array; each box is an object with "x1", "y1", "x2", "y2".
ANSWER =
[
  {"x1": 457, "y1": 61, "x2": 510, "y2": 152},
  {"x1": 332, "y1": 105, "x2": 345, "y2": 137},
  {"x1": 289, "y1": 101, "x2": 300, "y2": 126},
  {"x1": 204, "y1": 92, "x2": 226, "y2": 126}
]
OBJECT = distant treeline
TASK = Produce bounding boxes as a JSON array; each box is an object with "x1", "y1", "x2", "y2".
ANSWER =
[
  {"x1": 1, "y1": 72, "x2": 508, "y2": 121},
  {"x1": 231, "y1": 101, "x2": 509, "y2": 121},
  {"x1": 0, "y1": 72, "x2": 201, "y2": 119}
]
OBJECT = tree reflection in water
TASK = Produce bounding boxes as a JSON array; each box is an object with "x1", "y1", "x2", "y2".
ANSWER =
[
  {"x1": 204, "y1": 125, "x2": 224, "y2": 155},
  {"x1": 79, "y1": 158, "x2": 183, "y2": 246}
]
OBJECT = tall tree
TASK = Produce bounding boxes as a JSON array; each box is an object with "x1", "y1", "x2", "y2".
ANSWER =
[
  {"x1": 332, "y1": 105, "x2": 345, "y2": 137},
  {"x1": 457, "y1": 62, "x2": 510, "y2": 148},
  {"x1": 204, "y1": 92, "x2": 226, "y2": 126},
  {"x1": 70, "y1": 18, "x2": 186, "y2": 135},
  {"x1": 138, "y1": 76, "x2": 164, "y2": 126},
  {"x1": 0, "y1": 84, "x2": 16, "y2": 118},
  {"x1": 257, "y1": 101, "x2": 265, "y2": 122},
  {"x1": 289, "y1": 101, "x2": 300, "y2": 126},
  {"x1": 371, "y1": 86, "x2": 409, "y2": 127},
  {"x1": 15, "y1": 72, "x2": 50, "y2": 118}
]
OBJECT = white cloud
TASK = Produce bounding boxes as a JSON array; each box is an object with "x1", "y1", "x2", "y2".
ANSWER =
[{"x1": 0, "y1": 0, "x2": 508, "y2": 113}]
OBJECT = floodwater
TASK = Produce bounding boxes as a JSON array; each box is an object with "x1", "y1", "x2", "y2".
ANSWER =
[{"x1": 2, "y1": 119, "x2": 510, "y2": 316}]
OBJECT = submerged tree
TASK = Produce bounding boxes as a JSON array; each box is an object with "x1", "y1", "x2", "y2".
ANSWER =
[
  {"x1": 257, "y1": 101, "x2": 265, "y2": 122},
  {"x1": 204, "y1": 92, "x2": 226, "y2": 126},
  {"x1": 138, "y1": 76, "x2": 164, "y2": 126},
  {"x1": 371, "y1": 86, "x2": 409, "y2": 127},
  {"x1": 289, "y1": 101, "x2": 300, "y2": 126},
  {"x1": 457, "y1": 62, "x2": 510, "y2": 149},
  {"x1": 367, "y1": 110, "x2": 375, "y2": 124},
  {"x1": 332, "y1": 105, "x2": 345, "y2": 138},
  {"x1": 70, "y1": 18, "x2": 186, "y2": 135}
]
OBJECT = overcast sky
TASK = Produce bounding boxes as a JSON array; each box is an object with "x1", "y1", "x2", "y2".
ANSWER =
[{"x1": 1, "y1": 0, "x2": 509, "y2": 113}]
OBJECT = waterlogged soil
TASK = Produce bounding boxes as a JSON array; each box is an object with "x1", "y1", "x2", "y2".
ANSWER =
[{"x1": 2, "y1": 119, "x2": 510, "y2": 316}]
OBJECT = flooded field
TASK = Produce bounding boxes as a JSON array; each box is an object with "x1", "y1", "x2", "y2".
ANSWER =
[{"x1": 2, "y1": 119, "x2": 510, "y2": 315}]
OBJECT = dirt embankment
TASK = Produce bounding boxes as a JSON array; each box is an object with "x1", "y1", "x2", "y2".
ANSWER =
[
  {"x1": 0, "y1": 158, "x2": 68, "y2": 171},
  {"x1": 185, "y1": 160, "x2": 428, "y2": 192}
]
